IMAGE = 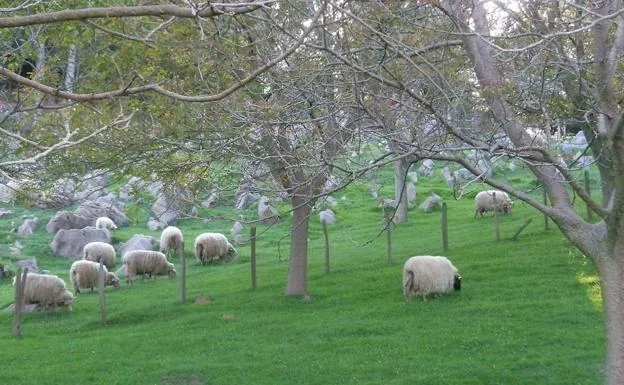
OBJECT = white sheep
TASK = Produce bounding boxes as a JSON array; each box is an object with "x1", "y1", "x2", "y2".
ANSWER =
[
  {"x1": 83, "y1": 241, "x2": 117, "y2": 268},
  {"x1": 124, "y1": 250, "x2": 176, "y2": 284},
  {"x1": 160, "y1": 226, "x2": 184, "y2": 255},
  {"x1": 95, "y1": 216, "x2": 117, "y2": 231},
  {"x1": 474, "y1": 190, "x2": 513, "y2": 217},
  {"x1": 402, "y1": 256, "x2": 461, "y2": 300},
  {"x1": 13, "y1": 272, "x2": 74, "y2": 308},
  {"x1": 194, "y1": 233, "x2": 238, "y2": 265},
  {"x1": 69, "y1": 260, "x2": 120, "y2": 294}
]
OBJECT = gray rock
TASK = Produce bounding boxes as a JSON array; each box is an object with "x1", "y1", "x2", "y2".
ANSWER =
[
  {"x1": 3, "y1": 303, "x2": 40, "y2": 314},
  {"x1": 407, "y1": 171, "x2": 418, "y2": 183},
  {"x1": 16, "y1": 258, "x2": 39, "y2": 273},
  {"x1": 419, "y1": 193, "x2": 442, "y2": 212},
  {"x1": 201, "y1": 190, "x2": 220, "y2": 208},
  {"x1": 49, "y1": 227, "x2": 111, "y2": 258},
  {"x1": 418, "y1": 159, "x2": 435, "y2": 176},
  {"x1": 120, "y1": 234, "x2": 159, "y2": 257},
  {"x1": 75, "y1": 200, "x2": 130, "y2": 227},
  {"x1": 46, "y1": 211, "x2": 91, "y2": 234},
  {"x1": 258, "y1": 196, "x2": 280, "y2": 225},
  {"x1": 151, "y1": 195, "x2": 182, "y2": 225},
  {"x1": 147, "y1": 218, "x2": 166, "y2": 231},
  {"x1": 407, "y1": 183, "x2": 417, "y2": 206},
  {"x1": 0, "y1": 209, "x2": 10, "y2": 219},
  {"x1": 230, "y1": 220, "x2": 244, "y2": 237},
  {"x1": 17, "y1": 217, "x2": 40, "y2": 236},
  {"x1": 234, "y1": 189, "x2": 260, "y2": 210}
]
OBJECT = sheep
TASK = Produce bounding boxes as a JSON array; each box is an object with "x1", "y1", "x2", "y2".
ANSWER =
[
  {"x1": 402, "y1": 256, "x2": 461, "y2": 301},
  {"x1": 69, "y1": 260, "x2": 120, "y2": 294},
  {"x1": 194, "y1": 232, "x2": 238, "y2": 265},
  {"x1": 160, "y1": 226, "x2": 184, "y2": 256},
  {"x1": 124, "y1": 250, "x2": 176, "y2": 284},
  {"x1": 83, "y1": 241, "x2": 117, "y2": 268},
  {"x1": 474, "y1": 190, "x2": 513, "y2": 218},
  {"x1": 13, "y1": 272, "x2": 74, "y2": 308},
  {"x1": 95, "y1": 216, "x2": 117, "y2": 231}
]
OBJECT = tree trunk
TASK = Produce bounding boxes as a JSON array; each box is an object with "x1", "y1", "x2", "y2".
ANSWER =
[
  {"x1": 597, "y1": 250, "x2": 624, "y2": 385},
  {"x1": 394, "y1": 158, "x2": 409, "y2": 223},
  {"x1": 285, "y1": 195, "x2": 312, "y2": 296}
]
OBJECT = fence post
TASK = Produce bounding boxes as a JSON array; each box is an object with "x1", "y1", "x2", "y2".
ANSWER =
[
  {"x1": 543, "y1": 189, "x2": 549, "y2": 230},
  {"x1": 584, "y1": 170, "x2": 592, "y2": 220},
  {"x1": 441, "y1": 202, "x2": 448, "y2": 253},
  {"x1": 250, "y1": 226, "x2": 257, "y2": 289},
  {"x1": 179, "y1": 241, "x2": 186, "y2": 304},
  {"x1": 98, "y1": 261, "x2": 107, "y2": 326},
  {"x1": 12, "y1": 268, "x2": 28, "y2": 337},
  {"x1": 322, "y1": 221, "x2": 330, "y2": 274},
  {"x1": 383, "y1": 207, "x2": 393, "y2": 265}
]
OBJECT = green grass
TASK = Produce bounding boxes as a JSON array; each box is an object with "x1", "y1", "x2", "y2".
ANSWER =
[{"x1": 0, "y1": 167, "x2": 605, "y2": 385}]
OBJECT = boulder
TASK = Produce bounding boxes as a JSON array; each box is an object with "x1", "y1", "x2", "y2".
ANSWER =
[
  {"x1": 407, "y1": 183, "x2": 417, "y2": 206},
  {"x1": 46, "y1": 211, "x2": 91, "y2": 234},
  {"x1": 230, "y1": 220, "x2": 244, "y2": 237},
  {"x1": 257, "y1": 196, "x2": 280, "y2": 225},
  {"x1": 17, "y1": 217, "x2": 40, "y2": 236},
  {"x1": 418, "y1": 159, "x2": 435, "y2": 177},
  {"x1": 419, "y1": 193, "x2": 442, "y2": 212},
  {"x1": 201, "y1": 190, "x2": 220, "y2": 208},
  {"x1": 234, "y1": 188, "x2": 260, "y2": 210},
  {"x1": 151, "y1": 195, "x2": 182, "y2": 225},
  {"x1": 119, "y1": 234, "x2": 159, "y2": 257},
  {"x1": 15, "y1": 258, "x2": 38, "y2": 273},
  {"x1": 49, "y1": 227, "x2": 111, "y2": 258},
  {"x1": 75, "y1": 200, "x2": 130, "y2": 227},
  {"x1": 147, "y1": 218, "x2": 166, "y2": 231}
]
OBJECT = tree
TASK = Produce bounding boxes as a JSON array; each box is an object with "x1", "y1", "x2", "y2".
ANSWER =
[{"x1": 308, "y1": 1, "x2": 624, "y2": 384}]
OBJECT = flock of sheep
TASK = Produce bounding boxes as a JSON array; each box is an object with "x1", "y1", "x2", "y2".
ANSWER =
[
  {"x1": 12, "y1": 220, "x2": 238, "y2": 309},
  {"x1": 13, "y1": 189, "x2": 513, "y2": 307}
]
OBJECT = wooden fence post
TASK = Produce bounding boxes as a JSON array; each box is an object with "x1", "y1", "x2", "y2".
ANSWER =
[
  {"x1": 585, "y1": 170, "x2": 592, "y2": 220},
  {"x1": 543, "y1": 189, "x2": 549, "y2": 230},
  {"x1": 322, "y1": 221, "x2": 330, "y2": 274},
  {"x1": 441, "y1": 202, "x2": 448, "y2": 253},
  {"x1": 12, "y1": 268, "x2": 28, "y2": 337},
  {"x1": 98, "y1": 261, "x2": 107, "y2": 326},
  {"x1": 250, "y1": 226, "x2": 257, "y2": 289},
  {"x1": 383, "y1": 207, "x2": 392, "y2": 265},
  {"x1": 179, "y1": 241, "x2": 186, "y2": 304}
]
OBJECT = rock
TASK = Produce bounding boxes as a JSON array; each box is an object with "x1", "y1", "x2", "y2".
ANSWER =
[
  {"x1": 319, "y1": 209, "x2": 336, "y2": 225},
  {"x1": 0, "y1": 181, "x2": 21, "y2": 204},
  {"x1": 49, "y1": 227, "x2": 111, "y2": 258},
  {"x1": 16, "y1": 258, "x2": 38, "y2": 273},
  {"x1": 418, "y1": 159, "x2": 434, "y2": 176},
  {"x1": 234, "y1": 188, "x2": 260, "y2": 210},
  {"x1": 75, "y1": 200, "x2": 130, "y2": 227},
  {"x1": 17, "y1": 217, "x2": 40, "y2": 236},
  {"x1": 147, "y1": 218, "x2": 166, "y2": 231},
  {"x1": 407, "y1": 183, "x2": 417, "y2": 206},
  {"x1": 230, "y1": 220, "x2": 244, "y2": 237},
  {"x1": 0, "y1": 209, "x2": 11, "y2": 219},
  {"x1": 3, "y1": 303, "x2": 40, "y2": 314},
  {"x1": 119, "y1": 234, "x2": 159, "y2": 257},
  {"x1": 151, "y1": 195, "x2": 181, "y2": 225},
  {"x1": 379, "y1": 198, "x2": 398, "y2": 209},
  {"x1": 233, "y1": 233, "x2": 246, "y2": 246},
  {"x1": 407, "y1": 171, "x2": 418, "y2": 183},
  {"x1": 323, "y1": 175, "x2": 340, "y2": 192},
  {"x1": 419, "y1": 193, "x2": 442, "y2": 212},
  {"x1": 201, "y1": 190, "x2": 219, "y2": 208},
  {"x1": 46, "y1": 211, "x2": 91, "y2": 235}
]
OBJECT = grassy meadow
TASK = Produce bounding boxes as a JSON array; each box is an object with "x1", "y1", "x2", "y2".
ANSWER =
[{"x1": 0, "y1": 166, "x2": 605, "y2": 385}]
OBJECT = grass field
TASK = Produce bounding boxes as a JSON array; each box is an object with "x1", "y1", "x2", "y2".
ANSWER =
[{"x1": 0, "y1": 167, "x2": 605, "y2": 385}]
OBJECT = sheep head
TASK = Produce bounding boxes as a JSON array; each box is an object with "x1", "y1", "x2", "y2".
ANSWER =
[
  {"x1": 107, "y1": 272, "x2": 121, "y2": 288},
  {"x1": 453, "y1": 274, "x2": 462, "y2": 291}
]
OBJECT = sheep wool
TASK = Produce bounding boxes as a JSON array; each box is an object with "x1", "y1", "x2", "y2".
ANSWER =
[
  {"x1": 69, "y1": 259, "x2": 120, "y2": 294},
  {"x1": 474, "y1": 190, "x2": 512, "y2": 217},
  {"x1": 14, "y1": 272, "x2": 74, "y2": 307},
  {"x1": 83, "y1": 241, "x2": 117, "y2": 268},
  {"x1": 124, "y1": 250, "x2": 176, "y2": 284},
  {"x1": 402, "y1": 256, "x2": 461, "y2": 300},
  {"x1": 194, "y1": 232, "x2": 238, "y2": 264},
  {"x1": 160, "y1": 226, "x2": 184, "y2": 255},
  {"x1": 95, "y1": 216, "x2": 117, "y2": 231}
]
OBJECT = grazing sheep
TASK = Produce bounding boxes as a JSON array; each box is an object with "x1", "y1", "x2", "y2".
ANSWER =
[
  {"x1": 95, "y1": 216, "x2": 117, "y2": 231},
  {"x1": 124, "y1": 250, "x2": 176, "y2": 284},
  {"x1": 402, "y1": 256, "x2": 461, "y2": 300},
  {"x1": 474, "y1": 190, "x2": 513, "y2": 217},
  {"x1": 69, "y1": 260, "x2": 120, "y2": 294},
  {"x1": 83, "y1": 241, "x2": 117, "y2": 268},
  {"x1": 159, "y1": 226, "x2": 184, "y2": 255},
  {"x1": 13, "y1": 272, "x2": 74, "y2": 308},
  {"x1": 194, "y1": 233, "x2": 238, "y2": 265}
]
